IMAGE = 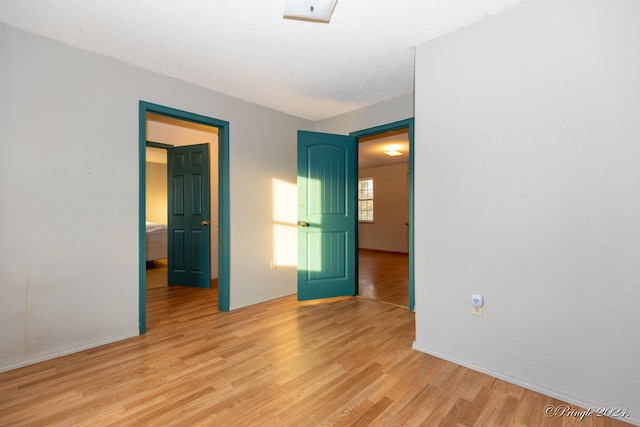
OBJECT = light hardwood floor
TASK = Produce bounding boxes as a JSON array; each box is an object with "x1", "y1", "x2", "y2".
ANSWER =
[
  {"x1": 146, "y1": 259, "x2": 169, "y2": 290},
  {"x1": 0, "y1": 285, "x2": 632, "y2": 426},
  {"x1": 147, "y1": 250, "x2": 410, "y2": 306},
  {"x1": 358, "y1": 249, "x2": 409, "y2": 307}
]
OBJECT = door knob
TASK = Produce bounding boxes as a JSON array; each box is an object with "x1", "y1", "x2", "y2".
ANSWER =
[
  {"x1": 201, "y1": 220, "x2": 211, "y2": 226},
  {"x1": 300, "y1": 221, "x2": 309, "y2": 227}
]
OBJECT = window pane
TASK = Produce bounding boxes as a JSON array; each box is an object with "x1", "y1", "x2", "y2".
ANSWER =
[{"x1": 358, "y1": 178, "x2": 374, "y2": 221}]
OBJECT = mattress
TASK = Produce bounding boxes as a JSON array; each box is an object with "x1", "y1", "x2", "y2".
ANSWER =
[{"x1": 146, "y1": 221, "x2": 168, "y2": 261}]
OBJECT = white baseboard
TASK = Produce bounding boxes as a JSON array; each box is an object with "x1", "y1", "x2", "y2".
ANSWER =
[
  {"x1": 412, "y1": 341, "x2": 639, "y2": 427},
  {"x1": 0, "y1": 331, "x2": 139, "y2": 374}
]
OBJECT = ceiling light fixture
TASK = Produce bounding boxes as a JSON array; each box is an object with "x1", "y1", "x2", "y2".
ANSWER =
[
  {"x1": 283, "y1": 0, "x2": 339, "y2": 23},
  {"x1": 383, "y1": 144, "x2": 403, "y2": 157}
]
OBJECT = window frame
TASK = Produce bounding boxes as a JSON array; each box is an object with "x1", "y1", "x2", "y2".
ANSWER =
[{"x1": 358, "y1": 177, "x2": 374, "y2": 223}]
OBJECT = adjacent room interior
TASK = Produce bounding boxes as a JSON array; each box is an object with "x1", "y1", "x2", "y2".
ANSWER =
[
  {"x1": 357, "y1": 129, "x2": 410, "y2": 307},
  {"x1": 144, "y1": 113, "x2": 220, "y2": 293}
]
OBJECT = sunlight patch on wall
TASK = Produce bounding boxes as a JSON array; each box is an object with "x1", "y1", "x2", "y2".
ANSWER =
[{"x1": 272, "y1": 179, "x2": 297, "y2": 267}]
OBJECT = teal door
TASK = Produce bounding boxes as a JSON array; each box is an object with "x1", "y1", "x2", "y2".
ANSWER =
[
  {"x1": 297, "y1": 131, "x2": 357, "y2": 300},
  {"x1": 167, "y1": 143, "x2": 211, "y2": 288}
]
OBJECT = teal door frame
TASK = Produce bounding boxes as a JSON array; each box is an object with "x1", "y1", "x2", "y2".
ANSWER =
[
  {"x1": 350, "y1": 118, "x2": 415, "y2": 311},
  {"x1": 139, "y1": 101, "x2": 230, "y2": 334}
]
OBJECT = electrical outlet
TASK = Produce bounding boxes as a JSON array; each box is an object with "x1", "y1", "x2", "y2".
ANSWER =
[{"x1": 472, "y1": 306, "x2": 483, "y2": 316}]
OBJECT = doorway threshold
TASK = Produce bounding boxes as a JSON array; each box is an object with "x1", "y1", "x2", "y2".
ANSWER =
[{"x1": 356, "y1": 295, "x2": 410, "y2": 310}]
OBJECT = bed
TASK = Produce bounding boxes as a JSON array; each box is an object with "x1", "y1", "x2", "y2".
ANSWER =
[{"x1": 146, "y1": 221, "x2": 168, "y2": 261}]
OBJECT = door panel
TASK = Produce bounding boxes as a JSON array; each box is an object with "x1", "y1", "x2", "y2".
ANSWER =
[
  {"x1": 297, "y1": 131, "x2": 357, "y2": 300},
  {"x1": 168, "y1": 143, "x2": 211, "y2": 288}
]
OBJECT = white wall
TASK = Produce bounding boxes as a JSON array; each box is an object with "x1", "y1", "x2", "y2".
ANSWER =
[
  {"x1": 0, "y1": 23, "x2": 308, "y2": 372},
  {"x1": 359, "y1": 163, "x2": 409, "y2": 253},
  {"x1": 146, "y1": 161, "x2": 167, "y2": 224},
  {"x1": 414, "y1": 0, "x2": 640, "y2": 423},
  {"x1": 314, "y1": 92, "x2": 414, "y2": 135}
]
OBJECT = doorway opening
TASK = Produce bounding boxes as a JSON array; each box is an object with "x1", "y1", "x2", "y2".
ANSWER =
[
  {"x1": 351, "y1": 119, "x2": 414, "y2": 310},
  {"x1": 145, "y1": 114, "x2": 218, "y2": 291},
  {"x1": 139, "y1": 102, "x2": 230, "y2": 334}
]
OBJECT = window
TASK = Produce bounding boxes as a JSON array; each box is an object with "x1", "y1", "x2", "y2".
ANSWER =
[{"x1": 358, "y1": 178, "x2": 374, "y2": 222}]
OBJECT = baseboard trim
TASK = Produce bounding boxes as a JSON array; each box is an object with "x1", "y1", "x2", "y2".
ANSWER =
[
  {"x1": 412, "y1": 341, "x2": 639, "y2": 426},
  {"x1": 0, "y1": 331, "x2": 139, "y2": 374}
]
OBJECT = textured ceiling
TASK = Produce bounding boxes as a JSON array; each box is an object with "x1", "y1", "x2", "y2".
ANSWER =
[{"x1": 0, "y1": 0, "x2": 524, "y2": 120}]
